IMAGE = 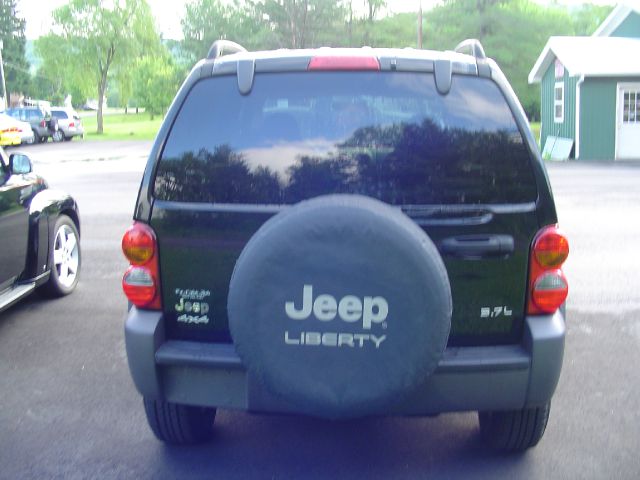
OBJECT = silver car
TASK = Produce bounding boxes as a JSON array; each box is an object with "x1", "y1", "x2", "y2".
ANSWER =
[{"x1": 51, "y1": 107, "x2": 85, "y2": 142}]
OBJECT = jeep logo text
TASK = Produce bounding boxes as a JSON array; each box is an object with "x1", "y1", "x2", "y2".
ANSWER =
[{"x1": 284, "y1": 284, "x2": 388, "y2": 330}]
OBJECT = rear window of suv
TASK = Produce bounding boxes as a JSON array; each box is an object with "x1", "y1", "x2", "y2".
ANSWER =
[
  {"x1": 154, "y1": 72, "x2": 537, "y2": 205},
  {"x1": 52, "y1": 110, "x2": 69, "y2": 119}
]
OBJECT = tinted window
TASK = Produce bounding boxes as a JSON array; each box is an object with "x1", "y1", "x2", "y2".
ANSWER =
[
  {"x1": 52, "y1": 110, "x2": 68, "y2": 119},
  {"x1": 155, "y1": 72, "x2": 536, "y2": 205},
  {"x1": 7, "y1": 109, "x2": 25, "y2": 121}
]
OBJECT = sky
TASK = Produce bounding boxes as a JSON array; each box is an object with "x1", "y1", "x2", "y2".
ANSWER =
[{"x1": 18, "y1": 0, "x2": 621, "y2": 40}]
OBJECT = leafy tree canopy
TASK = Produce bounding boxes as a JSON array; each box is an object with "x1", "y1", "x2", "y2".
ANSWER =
[
  {"x1": 44, "y1": 0, "x2": 162, "y2": 132},
  {"x1": 0, "y1": 0, "x2": 30, "y2": 97}
]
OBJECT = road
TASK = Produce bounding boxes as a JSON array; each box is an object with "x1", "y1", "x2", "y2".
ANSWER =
[{"x1": 0, "y1": 141, "x2": 639, "y2": 479}]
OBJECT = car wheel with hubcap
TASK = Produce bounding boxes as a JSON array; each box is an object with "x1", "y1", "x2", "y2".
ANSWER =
[{"x1": 41, "y1": 215, "x2": 81, "y2": 297}]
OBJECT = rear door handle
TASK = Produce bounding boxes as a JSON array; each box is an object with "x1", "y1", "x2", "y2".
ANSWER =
[{"x1": 440, "y1": 235, "x2": 514, "y2": 258}]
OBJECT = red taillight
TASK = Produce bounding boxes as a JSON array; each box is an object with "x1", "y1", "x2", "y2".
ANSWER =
[
  {"x1": 122, "y1": 222, "x2": 162, "y2": 309},
  {"x1": 534, "y1": 229, "x2": 569, "y2": 267},
  {"x1": 531, "y1": 270, "x2": 568, "y2": 312},
  {"x1": 123, "y1": 266, "x2": 156, "y2": 305},
  {"x1": 527, "y1": 225, "x2": 569, "y2": 315},
  {"x1": 308, "y1": 56, "x2": 380, "y2": 71},
  {"x1": 40, "y1": 120, "x2": 46, "y2": 127},
  {"x1": 69, "y1": 122, "x2": 75, "y2": 128},
  {"x1": 122, "y1": 224, "x2": 155, "y2": 264}
]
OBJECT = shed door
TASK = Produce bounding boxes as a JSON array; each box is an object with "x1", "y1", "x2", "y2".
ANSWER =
[{"x1": 617, "y1": 84, "x2": 640, "y2": 160}]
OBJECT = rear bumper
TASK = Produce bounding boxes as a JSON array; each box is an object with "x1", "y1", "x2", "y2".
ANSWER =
[
  {"x1": 125, "y1": 309, "x2": 565, "y2": 415},
  {"x1": 20, "y1": 132, "x2": 35, "y2": 143},
  {"x1": 0, "y1": 133, "x2": 22, "y2": 146},
  {"x1": 63, "y1": 126, "x2": 84, "y2": 137}
]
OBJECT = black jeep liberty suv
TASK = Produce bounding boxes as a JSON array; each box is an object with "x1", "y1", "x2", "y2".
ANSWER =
[{"x1": 122, "y1": 39, "x2": 569, "y2": 452}]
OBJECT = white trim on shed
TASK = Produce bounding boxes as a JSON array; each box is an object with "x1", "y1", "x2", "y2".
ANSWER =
[
  {"x1": 615, "y1": 82, "x2": 640, "y2": 160},
  {"x1": 554, "y1": 82, "x2": 564, "y2": 123},
  {"x1": 593, "y1": 5, "x2": 638, "y2": 37},
  {"x1": 528, "y1": 36, "x2": 640, "y2": 84}
]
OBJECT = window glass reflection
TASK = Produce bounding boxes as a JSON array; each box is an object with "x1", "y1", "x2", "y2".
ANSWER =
[{"x1": 155, "y1": 72, "x2": 536, "y2": 205}]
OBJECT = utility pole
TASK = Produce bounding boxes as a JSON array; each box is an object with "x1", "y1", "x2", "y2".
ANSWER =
[
  {"x1": 417, "y1": 0, "x2": 423, "y2": 49},
  {"x1": 0, "y1": 40, "x2": 6, "y2": 110}
]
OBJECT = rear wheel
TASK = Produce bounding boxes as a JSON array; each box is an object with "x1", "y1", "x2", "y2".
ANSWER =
[
  {"x1": 143, "y1": 398, "x2": 216, "y2": 444},
  {"x1": 52, "y1": 130, "x2": 65, "y2": 142},
  {"x1": 478, "y1": 403, "x2": 551, "y2": 452}
]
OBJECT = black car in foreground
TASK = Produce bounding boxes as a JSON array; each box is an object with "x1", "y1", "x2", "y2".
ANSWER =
[
  {"x1": 0, "y1": 147, "x2": 81, "y2": 311},
  {"x1": 123, "y1": 40, "x2": 568, "y2": 452}
]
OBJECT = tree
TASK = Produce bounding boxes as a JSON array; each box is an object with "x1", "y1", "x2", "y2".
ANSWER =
[
  {"x1": 173, "y1": 0, "x2": 614, "y2": 120},
  {"x1": 571, "y1": 4, "x2": 614, "y2": 36},
  {"x1": 0, "y1": 0, "x2": 30, "y2": 98},
  {"x1": 49, "y1": 0, "x2": 161, "y2": 133},
  {"x1": 257, "y1": 0, "x2": 346, "y2": 48},
  {"x1": 34, "y1": 34, "x2": 93, "y2": 106},
  {"x1": 181, "y1": 0, "x2": 266, "y2": 62},
  {"x1": 424, "y1": 0, "x2": 573, "y2": 119},
  {"x1": 359, "y1": 12, "x2": 415, "y2": 47},
  {"x1": 133, "y1": 53, "x2": 180, "y2": 119},
  {"x1": 361, "y1": 0, "x2": 386, "y2": 44}
]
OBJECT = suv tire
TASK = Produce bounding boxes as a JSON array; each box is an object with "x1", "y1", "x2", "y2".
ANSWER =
[
  {"x1": 228, "y1": 195, "x2": 452, "y2": 419},
  {"x1": 41, "y1": 215, "x2": 81, "y2": 297},
  {"x1": 52, "y1": 130, "x2": 65, "y2": 142},
  {"x1": 143, "y1": 398, "x2": 216, "y2": 445},
  {"x1": 478, "y1": 402, "x2": 551, "y2": 452}
]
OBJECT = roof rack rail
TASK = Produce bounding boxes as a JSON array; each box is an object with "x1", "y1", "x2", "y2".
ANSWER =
[
  {"x1": 454, "y1": 39, "x2": 486, "y2": 60},
  {"x1": 207, "y1": 40, "x2": 247, "y2": 60}
]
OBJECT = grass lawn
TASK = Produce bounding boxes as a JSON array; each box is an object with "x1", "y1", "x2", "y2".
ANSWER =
[
  {"x1": 81, "y1": 113, "x2": 162, "y2": 141},
  {"x1": 530, "y1": 121, "x2": 541, "y2": 146}
]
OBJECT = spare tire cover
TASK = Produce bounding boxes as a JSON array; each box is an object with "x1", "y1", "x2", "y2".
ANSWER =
[{"x1": 228, "y1": 195, "x2": 451, "y2": 418}]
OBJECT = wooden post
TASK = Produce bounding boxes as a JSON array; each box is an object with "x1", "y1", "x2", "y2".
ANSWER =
[{"x1": 0, "y1": 40, "x2": 7, "y2": 110}]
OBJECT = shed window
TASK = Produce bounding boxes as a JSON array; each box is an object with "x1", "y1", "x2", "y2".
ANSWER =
[
  {"x1": 554, "y1": 82, "x2": 564, "y2": 123},
  {"x1": 623, "y1": 91, "x2": 639, "y2": 123}
]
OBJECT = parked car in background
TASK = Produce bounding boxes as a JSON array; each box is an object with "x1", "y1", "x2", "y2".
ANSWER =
[
  {"x1": 0, "y1": 114, "x2": 22, "y2": 146},
  {"x1": 51, "y1": 107, "x2": 84, "y2": 142},
  {"x1": 6, "y1": 106, "x2": 58, "y2": 143},
  {"x1": 0, "y1": 146, "x2": 81, "y2": 312},
  {"x1": 0, "y1": 113, "x2": 35, "y2": 145}
]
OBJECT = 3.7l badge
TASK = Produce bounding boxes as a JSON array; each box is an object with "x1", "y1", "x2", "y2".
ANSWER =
[{"x1": 480, "y1": 306, "x2": 513, "y2": 318}]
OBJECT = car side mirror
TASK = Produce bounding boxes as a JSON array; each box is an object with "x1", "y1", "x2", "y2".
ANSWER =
[{"x1": 10, "y1": 153, "x2": 33, "y2": 175}]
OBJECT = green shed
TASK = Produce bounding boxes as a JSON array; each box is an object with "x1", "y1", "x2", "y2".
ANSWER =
[{"x1": 528, "y1": 5, "x2": 640, "y2": 161}]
